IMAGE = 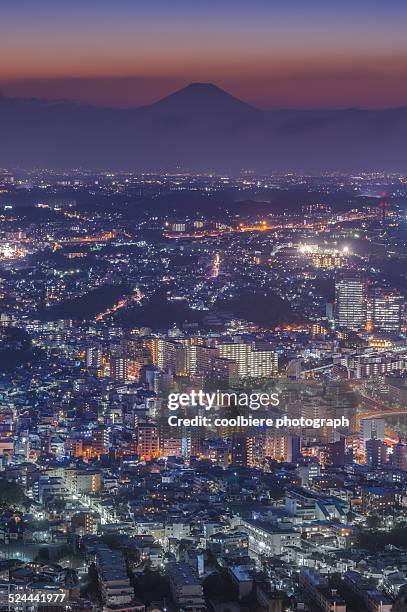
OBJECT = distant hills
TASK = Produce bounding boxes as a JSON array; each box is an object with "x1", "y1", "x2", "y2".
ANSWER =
[{"x1": 1, "y1": 82, "x2": 407, "y2": 172}]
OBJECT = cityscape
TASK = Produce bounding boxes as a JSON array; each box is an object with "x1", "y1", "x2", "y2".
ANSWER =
[
  {"x1": 0, "y1": 169, "x2": 406, "y2": 611},
  {"x1": 2, "y1": 0, "x2": 407, "y2": 610}
]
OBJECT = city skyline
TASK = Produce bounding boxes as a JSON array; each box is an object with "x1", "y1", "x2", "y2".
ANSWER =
[{"x1": 0, "y1": 169, "x2": 406, "y2": 610}]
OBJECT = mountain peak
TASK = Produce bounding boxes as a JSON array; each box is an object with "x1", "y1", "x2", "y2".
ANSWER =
[
  {"x1": 184, "y1": 82, "x2": 221, "y2": 90},
  {"x1": 182, "y1": 82, "x2": 227, "y2": 94},
  {"x1": 149, "y1": 82, "x2": 257, "y2": 115}
]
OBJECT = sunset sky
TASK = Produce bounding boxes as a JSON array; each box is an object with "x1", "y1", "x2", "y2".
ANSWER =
[{"x1": 2, "y1": 0, "x2": 407, "y2": 109}]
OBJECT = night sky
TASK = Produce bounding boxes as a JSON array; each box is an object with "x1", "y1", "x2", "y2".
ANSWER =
[{"x1": 2, "y1": 0, "x2": 407, "y2": 109}]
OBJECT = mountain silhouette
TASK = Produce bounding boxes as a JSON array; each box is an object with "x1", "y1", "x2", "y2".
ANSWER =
[
  {"x1": 0, "y1": 83, "x2": 407, "y2": 171},
  {"x1": 146, "y1": 82, "x2": 258, "y2": 117}
]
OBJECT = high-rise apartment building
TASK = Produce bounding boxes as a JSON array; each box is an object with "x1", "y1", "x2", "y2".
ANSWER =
[
  {"x1": 151, "y1": 338, "x2": 184, "y2": 374},
  {"x1": 360, "y1": 418, "x2": 385, "y2": 442},
  {"x1": 373, "y1": 288, "x2": 404, "y2": 334},
  {"x1": 91, "y1": 427, "x2": 110, "y2": 457},
  {"x1": 393, "y1": 441, "x2": 407, "y2": 471},
  {"x1": 218, "y1": 341, "x2": 277, "y2": 379},
  {"x1": 109, "y1": 355, "x2": 129, "y2": 381},
  {"x1": 218, "y1": 342, "x2": 251, "y2": 378},
  {"x1": 366, "y1": 438, "x2": 387, "y2": 468},
  {"x1": 335, "y1": 274, "x2": 367, "y2": 330},
  {"x1": 86, "y1": 346, "x2": 102, "y2": 369},
  {"x1": 137, "y1": 423, "x2": 159, "y2": 460},
  {"x1": 231, "y1": 432, "x2": 253, "y2": 468}
]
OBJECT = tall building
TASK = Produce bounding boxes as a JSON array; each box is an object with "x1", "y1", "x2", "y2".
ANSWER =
[
  {"x1": 393, "y1": 441, "x2": 407, "y2": 472},
  {"x1": 121, "y1": 338, "x2": 152, "y2": 376},
  {"x1": 360, "y1": 418, "x2": 385, "y2": 442},
  {"x1": 335, "y1": 274, "x2": 367, "y2": 330},
  {"x1": 218, "y1": 341, "x2": 278, "y2": 379},
  {"x1": 366, "y1": 438, "x2": 387, "y2": 468},
  {"x1": 265, "y1": 432, "x2": 301, "y2": 463},
  {"x1": 153, "y1": 371, "x2": 173, "y2": 395},
  {"x1": 218, "y1": 342, "x2": 251, "y2": 378},
  {"x1": 86, "y1": 346, "x2": 102, "y2": 369},
  {"x1": 92, "y1": 427, "x2": 110, "y2": 457},
  {"x1": 160, "y1": 424, "x2": 183, "y2": 458},
  {"x1": 327, "y1": 438, "x2": 346, "y2": 466},
  {"x1": 250, "y1": 347, "x2": 278, "y2": 378},
  {"x1": 109, "y1": 355, "x2": 129, "y2": 381},
  {"x1": 231, "y1": 432, "x2": 250, "y2": 467},
  {"x1": 184, "y1": 343, "x2": 216, "y2": 375},
  {"x1": 184, "y1": 343, "x2": 237, "y2": 385},
  {"x1": 286, "y1": 358, "x2": 302, "y2": 380},
  {"x1": 373, "y1": 288, "x2": 404, "y2": 334},
  {"x1": 151, "y1": 338, "x2": 184, "y2": 374},
  {"x1": 137, "y1": 423, "x2": 159, "y2": 460},
  {"x1": 211, "y1": 357, "x2": 238, "y2": 386},
  {"x1": 285, "y1": 435, "x2": 301, "y2": 463}
]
